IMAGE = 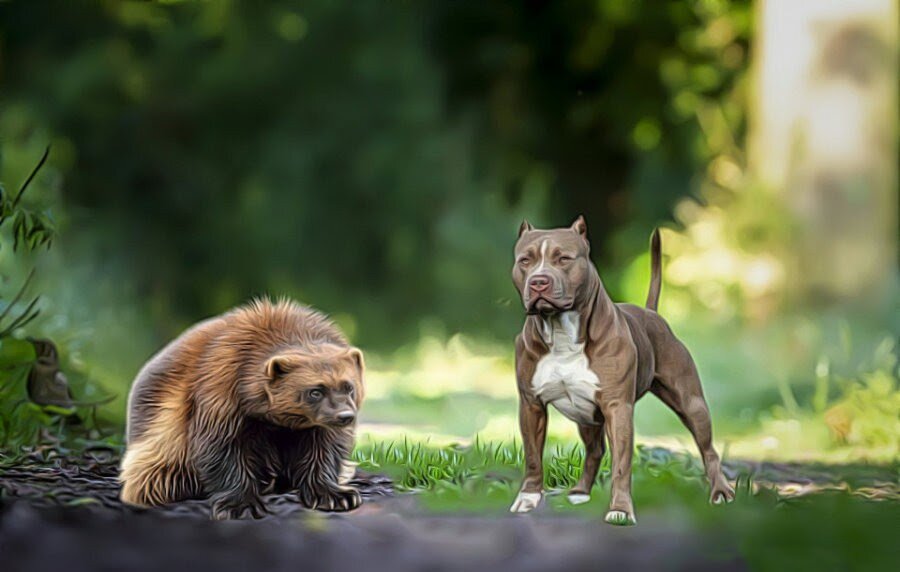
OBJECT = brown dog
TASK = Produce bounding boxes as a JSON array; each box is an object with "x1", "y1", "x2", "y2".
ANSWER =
[{"x1": 509, "y1": 216, "x2": 734, "y2": 525}]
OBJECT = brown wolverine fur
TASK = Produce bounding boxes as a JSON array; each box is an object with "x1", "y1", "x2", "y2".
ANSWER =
[{"x1": 119, "y1": 298, "x2": 366, "y2": 519}]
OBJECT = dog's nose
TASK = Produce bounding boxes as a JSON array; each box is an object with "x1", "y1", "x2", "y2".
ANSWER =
[
  {"x1": 528, "y1": 274, "x2": 551, "y2": 293},
  {"x1": 335, "y1": 411, "x2": 356, "y2": 426}
]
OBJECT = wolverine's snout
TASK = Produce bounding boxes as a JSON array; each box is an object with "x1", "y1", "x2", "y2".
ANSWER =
[{"x1": 334, "y1": 411, "x2": 356, "y2": 426}]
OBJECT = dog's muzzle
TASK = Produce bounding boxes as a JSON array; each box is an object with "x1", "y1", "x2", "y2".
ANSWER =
[{"x1": 524, "y1": 273, "x2": 572, "y2": 314}]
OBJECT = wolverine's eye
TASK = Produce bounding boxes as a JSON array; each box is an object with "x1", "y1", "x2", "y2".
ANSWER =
[{"x1": 308, "y1": 388, "x2": 324, "y2": 401}]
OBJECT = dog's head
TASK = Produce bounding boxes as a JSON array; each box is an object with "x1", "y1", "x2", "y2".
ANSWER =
[{"x1": 512, "y1": 215, "x2": 595, "y2": 316}]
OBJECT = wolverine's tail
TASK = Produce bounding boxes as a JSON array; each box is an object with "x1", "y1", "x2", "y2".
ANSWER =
[{"x1": 646, "y1": 228, "x2": 662, "y2": 311}]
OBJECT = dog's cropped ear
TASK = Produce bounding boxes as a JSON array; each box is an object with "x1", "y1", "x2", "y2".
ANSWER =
[
  {"x1": 518, "y1": 219, "x2": 534, "y2": 238},
  {"x1": 571, "y1": 215, "x2": 588, "y2": 237}
]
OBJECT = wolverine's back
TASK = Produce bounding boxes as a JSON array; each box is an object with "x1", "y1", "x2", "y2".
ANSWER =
[
  {"x1": 125, "y1": 316, "x2": 224, "y2": 443},
  {"x1": 125, "y1": 299, "x2": 345, "y2": 443}
]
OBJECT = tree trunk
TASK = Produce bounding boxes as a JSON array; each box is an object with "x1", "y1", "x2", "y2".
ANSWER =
[{"x1": 751, "y1": 0, "x2": 898, "y2": 309}]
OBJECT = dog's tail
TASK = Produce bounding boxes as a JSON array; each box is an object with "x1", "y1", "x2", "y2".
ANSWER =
[{"x1": 646, "y1": 228, "x2": 662, "y2": 312}]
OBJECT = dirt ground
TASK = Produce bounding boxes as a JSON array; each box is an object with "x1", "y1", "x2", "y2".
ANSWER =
[{"x1": 1, "y1": 446, "x2": 896, "y2": 572}]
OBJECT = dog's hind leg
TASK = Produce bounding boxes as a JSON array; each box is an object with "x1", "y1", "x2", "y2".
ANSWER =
[
  {"x1": 568, "y1": 422, "x2": 606, "y2": 505},
  {"x1": 651, "y1": 354, "x2": 734, "y2": 504}
]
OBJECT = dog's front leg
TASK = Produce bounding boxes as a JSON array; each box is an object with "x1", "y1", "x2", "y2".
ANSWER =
[
  {"x1": 510, "y1": 395, "x2": 547, "y2": 513},
  {"x1": 602, "y1": 399, "x2": 636, "y2": 525}
]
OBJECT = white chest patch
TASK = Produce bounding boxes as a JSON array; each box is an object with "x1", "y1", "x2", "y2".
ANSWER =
[{"x1": 531, "y1": 312, "x2": 600, "y2": 425}]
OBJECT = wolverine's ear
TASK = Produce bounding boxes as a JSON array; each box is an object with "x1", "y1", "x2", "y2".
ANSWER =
[
  {"x1": 347, "y1": 347, "x2": 366, "y2": 403},
  {"x1": 518, "y1": 219, "x2": 533, "y2": 238},
  {"x1": 347, "y1": 347, "x2": 365, "y2": 376},
  {"x1": 265, "y1": 353, "x2": 303, "y2": 381},
  {"x1": 571, "y1": 215, "x2": 587, "y2": 237}
]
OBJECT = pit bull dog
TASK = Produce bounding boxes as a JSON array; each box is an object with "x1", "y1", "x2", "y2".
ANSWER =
[{"x1": 509, "y1": 216, "x2": 734, "y2": 525}]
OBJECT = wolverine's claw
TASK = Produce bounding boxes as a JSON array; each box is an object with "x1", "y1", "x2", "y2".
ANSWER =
[
  {"x1": 249, "y1": 503, "x2": 266, "y2": 519},
  {"x1": 303, "y1": 486, "x2": 361, "y2": 512},
  {"x1": 210, "y1": 494, "x2": 267, "y2": 520}
]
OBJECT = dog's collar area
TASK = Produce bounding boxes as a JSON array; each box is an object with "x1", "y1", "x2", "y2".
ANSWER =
[{"x1": 536, "y1": 311, "x2": 581, "y2": 351}]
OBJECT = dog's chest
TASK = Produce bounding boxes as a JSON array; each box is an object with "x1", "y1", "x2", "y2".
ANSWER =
[{"x1": 530, "y1": 313, "x2": 600, "y2": 425}]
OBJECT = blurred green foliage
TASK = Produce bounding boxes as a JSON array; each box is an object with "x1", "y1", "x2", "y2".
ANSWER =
[
  {"x1": 0, "y1": 147, "x2": 55, "y2": 255},
  {"x1": 752, "y1": 336, "x2": 900, "y2": 461},
  {"x1": 0, "y1": 337, "x2": 39, "y2": 446},
  {"x1": 0, "y1": 148, "x2": 54, "y2": 337},
  {"x1": 0, "y1": 0, "x2": 895, "y2": 462},
  {"x1": 0, "y1": 0, "x2": 751, "y2": 349}
]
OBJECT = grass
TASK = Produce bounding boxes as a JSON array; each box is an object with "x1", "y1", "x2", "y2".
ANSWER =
[
  {"x1": 352, "y1": 438, "x2": 712, "y2": 513},
  {"x1": 352, "y1": 436, "x2": 897, "y2": 504},
  {"x1": 351, "y1": 437, "x2": 899, "y2": 571}
]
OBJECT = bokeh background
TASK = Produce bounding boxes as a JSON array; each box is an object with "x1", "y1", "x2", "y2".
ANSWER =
[{"x1": 0, "y1": 0, "x2": 897, "y2": 463}]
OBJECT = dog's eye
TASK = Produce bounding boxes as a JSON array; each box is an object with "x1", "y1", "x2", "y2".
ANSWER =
[
  {"x1": 558, "y1": 256, "x2": 574, "y2": 263},
  {"x1": 342, "y1": 381, "x2": 354, "y2": 394},
  {"x1": 308, "y1": 389, "x2": 324, "y2": 401},
  {"x1": 518, "y1": 257, "x2": 531, "y2": 266}
]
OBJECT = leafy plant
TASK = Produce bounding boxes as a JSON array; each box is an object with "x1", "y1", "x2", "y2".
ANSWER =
[
  {"x1": 0, "y1": 146, "x2": 64, "y2": 448},
  {"x1": 822, "y1": 338, "x2": 899, "y2": 453},
  {"x1": 749, "y1": 335, "x2": 900, "y2": 462},
  {"x1": 0, "y1": 146, "x2": 54, "y2": 337}
]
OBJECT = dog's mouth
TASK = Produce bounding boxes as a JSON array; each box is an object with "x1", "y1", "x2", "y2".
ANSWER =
[{"x1": 525, "y1": 296, "x2": 573, "y2": 315}]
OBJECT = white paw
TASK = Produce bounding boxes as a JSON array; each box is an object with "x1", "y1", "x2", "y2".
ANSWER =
[
  {"x1": 567, "y1": 493, "x2": 591, "y2": 505},
  {"x1": 711, "y1": 490, "x2": 734, "y2": 505},
  {"x1": 604, "y1": 510, "x2": 637, "y2": 526},
  {"x1": 509, "y1": 491, "x2": 543, "y2": 513}
]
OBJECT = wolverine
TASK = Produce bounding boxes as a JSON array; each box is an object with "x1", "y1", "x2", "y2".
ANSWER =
[{"x1": 119, "y1": 298, "x2": 365, "y2": 519}]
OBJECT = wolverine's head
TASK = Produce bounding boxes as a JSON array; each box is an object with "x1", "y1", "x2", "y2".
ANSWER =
[{"x1": 257, "y1": 344, "x2": 365, "y2": 431}]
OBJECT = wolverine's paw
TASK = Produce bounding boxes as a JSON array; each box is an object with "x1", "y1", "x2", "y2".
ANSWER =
[
  {"x1": 509, "y1": 491, "x2": 542, "y2": 513},
  {"x1": 302, "y1": 486, "x2": 361, "y2": 512},
  {"x1": 210, "y1": 493, "x2": 268, "y2": 520},
  {"x1": 604, "y1": 510, "x2": 637, "y2": 526}
]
